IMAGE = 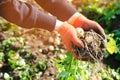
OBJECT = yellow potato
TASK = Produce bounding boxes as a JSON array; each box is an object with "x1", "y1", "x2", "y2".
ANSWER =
[{"x1": 76, "y1": 28, "x2": 84, "y2": 38}]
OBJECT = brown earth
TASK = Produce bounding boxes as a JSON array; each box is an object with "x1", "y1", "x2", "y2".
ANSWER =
[
  {"x1": 0, "y1": 24, "x2": 67, "y2": 80},
  {"x1": 72, "y1": 29, "x2": 106, "y2": 62}
]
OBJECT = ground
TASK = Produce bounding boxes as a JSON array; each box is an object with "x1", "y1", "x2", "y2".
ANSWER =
[{"x1": 0, "y1": 22, "x2": 67, "y2": 80}]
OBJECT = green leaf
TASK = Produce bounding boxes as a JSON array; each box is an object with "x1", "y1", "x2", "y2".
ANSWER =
[
  {"x1": 58, "y1": 71, "x2": 68, "y2": 79},
  {"x1": 38, "y1": 61, "x2": 46, "y2": 71},
  {"x1": 0, "y1": 52, "x2": 4, "y2": 62},
  {"x1": 69, "y1": 75, "x2": 75, "y2": 80},
  {"x1": 8, "y1": 59, "x2": 17, "y2": 69},
  {"x1": 106, "y1": 36, "x2": 116, "y2": 54},
  {"x1": 8, "y1": 50, "x2": 16, "y2": 58}
]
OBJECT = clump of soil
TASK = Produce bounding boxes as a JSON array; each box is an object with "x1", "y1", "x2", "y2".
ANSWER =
[{"x1": 72, "y1": 29, "x2": 106, "y2": 61}]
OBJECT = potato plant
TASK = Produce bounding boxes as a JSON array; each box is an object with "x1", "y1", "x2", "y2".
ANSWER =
[{"x1": 55, "y1": 52, "x2": 120, "y2": 80}]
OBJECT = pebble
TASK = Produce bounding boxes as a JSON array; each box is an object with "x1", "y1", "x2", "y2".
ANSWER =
[
  {"x1": 48, "y1": 45, "x2": 54, "y2": 51},
  {"x1": 76, "y1": 28, "x2": 84, "y2": 38},
  {"x1": 0, "y1": 63, "x2": 3, "y2": 68},
  {"x1": 39, "y1": 49, "x2": 42, "y2": 53},
  {"x1": 48, "y1": 37, "x2": 54, "y2": 43},
  {"x1": 57, "y1": 53, "x2": 65, "y2": 60},
  {"x1": 54, "y1": 37, "x2": 61, "y2": 45}
]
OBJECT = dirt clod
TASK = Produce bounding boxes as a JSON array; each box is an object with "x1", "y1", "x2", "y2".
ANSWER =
[{"x1": 72, "y1": 29, "x2": 106, "y2": 61}]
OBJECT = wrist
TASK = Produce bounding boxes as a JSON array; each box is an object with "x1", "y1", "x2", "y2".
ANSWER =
[{"x1": 54, "y1": 20, "x2": 63, "y2": 30}]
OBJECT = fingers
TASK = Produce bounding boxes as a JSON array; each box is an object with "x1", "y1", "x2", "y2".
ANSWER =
[
  {"x1": 58, "y1": 22, "x2": 85, "y2": 59},
  {"x1": 64, "y1": 36, "x2": 84, "y2": 59},
  {"x1": 65, "y1": 43, "x2": 80, "y2": 59},
  {"x1": 72, "y1": 36, "x2": 84, "y2": 48},
  {"x1": 63, "y1": 40, "x2": 78, "y2": 59},
  {"x1": 90, "y1": 21, "x2": 106, "y2": 38},
  {"x1": 95, "y1": 22, "x2": 106, "y2": 38},
  {"x1": 72, "y1": 36, "x2": 85, "y2": 59}
]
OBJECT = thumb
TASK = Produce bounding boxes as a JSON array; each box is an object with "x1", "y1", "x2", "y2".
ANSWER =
[{"x1": 65, "y1": 41, "x2": 80, "y2": 59}]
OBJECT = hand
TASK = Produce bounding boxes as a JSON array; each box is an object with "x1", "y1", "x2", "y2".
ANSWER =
[
  {"x1": 68, "y1": 13, "x2": 106, "y2": 38},
  {"x1": 58, "y1": 22, "x2": 84, "y2": 59}
]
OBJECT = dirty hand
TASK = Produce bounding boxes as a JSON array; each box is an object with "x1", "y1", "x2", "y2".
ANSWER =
[
  {"x1": 68, "y1": 12, "x2": 105, "y2": 38},
  {"x1": 57, "y1": 22, "x2": 84, "y2": 59}
]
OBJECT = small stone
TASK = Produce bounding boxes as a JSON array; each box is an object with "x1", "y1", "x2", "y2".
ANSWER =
[
  {"x1": 0, "y1": 63, "x2": 3, "y2": 68},
  {"x1": 76, "y1": 28, "x2": 84, "y2": 38},
  {"x1": 49, "y1": 37, "x2": 54, "y2": 43},
  {"x1": 39, "y1": 49, "x2": 42, "y2": 53},
  {"x1": 57, "y1": 53, "x2": 65, "y2": 60},
  {"x1": 48, "y1": 45, "x2": 54, "y2": 51},
  {"x1": 60, "y1": 49, "x2": 65, "y2": 53},
  {"x1": 54, "y1": 37, "x2": 61, "y2": 45},
  {"x1": 44, "y1": 70, "x2": 50, "y2": 76}
]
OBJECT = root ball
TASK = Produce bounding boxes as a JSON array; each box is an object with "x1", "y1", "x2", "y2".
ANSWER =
[{"x1": 72, "y1": 29, "x2": 106, "y2": 61}]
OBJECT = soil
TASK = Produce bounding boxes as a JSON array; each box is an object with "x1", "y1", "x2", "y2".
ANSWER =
[
  {"x1": 0, "y1": 24, "x2": 66, "y2": 80},
  {"x1": 21, "y1": 29, "x2": 66, "y2": 79},
  {"x1": 72, "y1": 29, "x2": 106, "y2": 62}
]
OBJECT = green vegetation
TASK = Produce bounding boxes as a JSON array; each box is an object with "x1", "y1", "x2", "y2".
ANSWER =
[
  {"x1": 55, "y1": 52, "x2": 120, "y2": 80},
  {"x1": 78, "y1": 0, "x2": 120, "y2": 32},
  {"x1": 106, "y1": 29, "x2": 120, "y2": 61},
  {"x1": 0, "y1": 36, "x2": 45, "y2": 80}
]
